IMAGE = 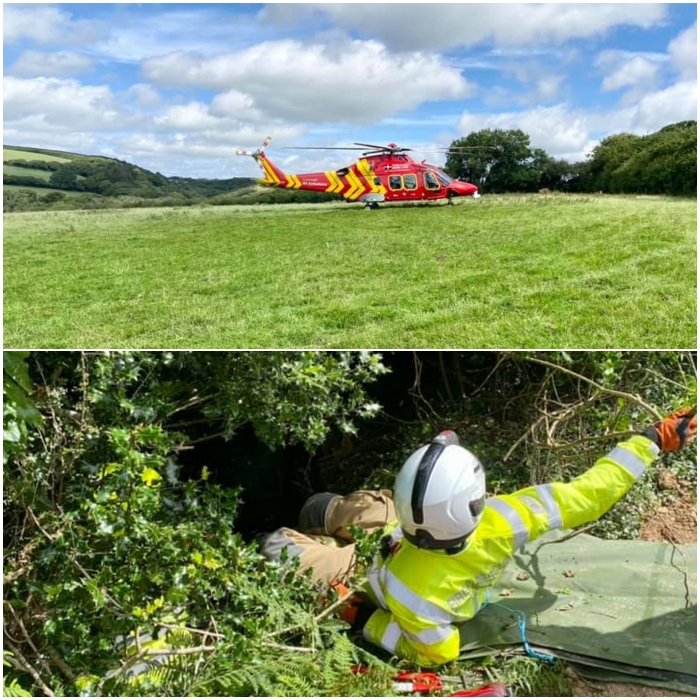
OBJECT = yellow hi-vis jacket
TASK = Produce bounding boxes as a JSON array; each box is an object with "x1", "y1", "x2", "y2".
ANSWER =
[{"x1": 361, "y1": 435, "x2": 659, "y2": 667}]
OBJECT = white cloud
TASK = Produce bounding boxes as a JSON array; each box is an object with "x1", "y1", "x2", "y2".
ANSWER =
[
  {"x1": 266, "y1": 4, "x2": 668, "y2": 51},
  {"x1": 142, "y1": 39, "x2": 472, "y2": 123},
  {"x1": 3, "y1": 5, "x2": 106, "y2": 45},
  {"x1": 668, "y1": 23, "x2": 697, "y2": 78},
  {"x1": 209, "y1": 90, "x2": 261, "y2": 120},
  {"x1": 595, "y1": 50, "x2": 665, "y2": 93},
  {"x1": 154, "y1": 103, "x2": 224, "y2": 132},
  {"x1": 619, "y1": 80, "x2": 697, "y2": 132},
  {"x1": 536, "y1": 75, "x2": 565, "y2": 100},
  {"x1": 10, "y1": 50, "x2": 94, "y2": 77},
  {"x1": 128, "y1": 84, "x2": 163, "y2": 109},
  {"x1": 457, "y1": 104, "x2": 596, "y2": 161},
  {"x1": 3, "y1": 76, "x2": 123, "y2": 131},
  {"x1": 456, "y1": 79, "x2": 697, "y2": 162}
]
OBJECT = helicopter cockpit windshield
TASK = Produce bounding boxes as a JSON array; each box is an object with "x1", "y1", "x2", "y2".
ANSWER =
[{"x1": 435, "y1": 169, "x2": 453, "y2": 186}]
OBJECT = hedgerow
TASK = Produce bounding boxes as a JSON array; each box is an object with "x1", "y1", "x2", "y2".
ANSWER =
[{"x1": 3, "y1": 351, "x2": 695, "y2": 696}]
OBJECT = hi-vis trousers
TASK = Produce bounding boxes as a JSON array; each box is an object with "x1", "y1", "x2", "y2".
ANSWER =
[{"x1": 260, "y1": 490, "x2": 396, "y2": 585}]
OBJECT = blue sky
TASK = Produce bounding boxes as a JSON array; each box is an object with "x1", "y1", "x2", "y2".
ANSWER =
[{"x1": 3, "y1": 3, "x2": 697, "y2": 178}]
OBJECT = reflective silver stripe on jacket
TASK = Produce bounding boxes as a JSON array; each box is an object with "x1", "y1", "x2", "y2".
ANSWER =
[
  {"x1": 368, "y1": 557, "x2": 389, "y2": 610},
  {"x1": 382, "y1": 568, "x2": 456, "y2": 625},
  {"x1": 403, "y1": 623, "x2": 455, "y2": 646},
  {"x1": 607, "y1": 446, "x2": 647, "y2": 478},
  {"x1": 487, "y1": 498, "x2": 528, "y2": 550},
  {"x1": 535, "y1": 484, "x2": 563, "y2": 529},
  {"x1": 473, "y1": 590, "x2": 482, "y2": 617},
  {"x1": 380, "y1": 620, "x2": 402, "y2": 653}
]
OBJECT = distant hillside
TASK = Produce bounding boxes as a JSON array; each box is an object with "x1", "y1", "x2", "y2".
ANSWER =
[
  {"x1": 3, "y1": 145, "x2": 341, "y2": 212},
  {"x1": 3, "y1": 145, "x2": 256, "y2": 199}
]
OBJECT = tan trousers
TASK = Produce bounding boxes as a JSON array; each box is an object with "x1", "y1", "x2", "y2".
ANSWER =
[{"x1": 260, "y1": 490, "x2": 396, "y2": 585}]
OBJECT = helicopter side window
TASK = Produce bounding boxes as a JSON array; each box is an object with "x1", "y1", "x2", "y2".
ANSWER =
[
  {"x1": 424, "y1": 171, "x2": 440, "y2": 190},
  {"x1": 388, "y1": 175, "x2": 403, "y2": 190},
  {"x1": 403, "y1": 174, "x2": 417, "y2": 190}
]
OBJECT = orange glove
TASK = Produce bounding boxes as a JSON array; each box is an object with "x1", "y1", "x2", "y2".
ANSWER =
[
  {"x1": 643, "y1": 407, "x2": 697, "y2": 451},
  {"x1": 330, "y1": 581, "x2": 370, "y2": 627}
]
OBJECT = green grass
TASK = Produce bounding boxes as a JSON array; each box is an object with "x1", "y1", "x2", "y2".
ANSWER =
[
  {"x1": 4, "y1": 165, "x2": 53, "y2": 181},
  {"x1": 3, "y1": 147, "x2": 71, "y2": 163},
  {"x1": 3, "y1": 184, "x2": 88, "y2": 196},
  {"x1": 3, "y1": 194, "x2": 696, "y2": 349}
]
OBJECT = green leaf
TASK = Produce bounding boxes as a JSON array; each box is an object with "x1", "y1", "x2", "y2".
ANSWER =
[
  {"x1": 141, "y1": 467, "x2": 162, "y2": 486},
  {"x1": 3, "y1": 422, "x2": 21, "y2": 443}
]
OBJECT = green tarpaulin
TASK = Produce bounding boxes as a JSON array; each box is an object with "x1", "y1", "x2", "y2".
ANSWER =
[{"x1": 458, "y1": 532, "x2": 696, "y2": 692}]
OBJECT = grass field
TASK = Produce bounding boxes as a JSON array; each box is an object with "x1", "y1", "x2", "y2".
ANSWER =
[
  {"x1": 3, "y1": 184, "x2": 87, "y2": 196},
  {"x1": 3, "y1": 194, "x2": 696, "y2": 349},
  {"x1": 3, "y1": 165, "x2": 52, "y2": 181},
  {"x1": 3, "y1": 147, "x2": 71, "y2": 163}
]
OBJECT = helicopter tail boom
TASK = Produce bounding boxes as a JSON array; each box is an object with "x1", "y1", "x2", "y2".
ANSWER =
[{"x1": 236, "y1": 138, "x2": 387, "y2": 201}]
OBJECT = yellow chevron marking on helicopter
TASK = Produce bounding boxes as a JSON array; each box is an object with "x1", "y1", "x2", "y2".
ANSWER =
[
  {"x1": 284, "y1": 173, "x2": 301, "y2": 189},
  {"x1": 261, "y1": 158, "x2": 280, "y2": 184},
  {"x1": 344, "y1": 167, "x2": 365, "y2": 200},
  {"x1": 357, "y1": 159, "x2": 387, "y2": 195},
  {"x1": 324, "y1": 170, "x2": 343, "y2": 194}
]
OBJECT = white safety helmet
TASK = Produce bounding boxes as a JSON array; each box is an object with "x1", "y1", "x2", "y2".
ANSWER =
[{"x1": 394, "y1": 430, "x2": 486, "y2": 552}]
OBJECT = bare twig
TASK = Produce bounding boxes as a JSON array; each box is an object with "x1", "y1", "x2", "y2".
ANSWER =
[
  {"x1": 664, "y1": 530, "x2": 692, "y2": 610},
  {"x1": 3, "y1": 566, "x2": 29, "y2": 585},
  {"x1": 264, "y1": 580, "x2": 366, "y2": 641},
  {"x1": 531, "y1": 523, "x2": 598, "y2": 557},
  {"x1": 504, "y1": 414, "x2": 546, "y2": 461},
  {"x1": 533, "y1": 430, "x2": 636, "y2": 450},
  {"x1": 139, "y1": 645, "x2": 217, "y2": 656},
  {"x1": 157, "y1": 623, "x2": 225, "y2": 639},
  {"x1": 4, "y1": 638, "x2": 55, "y2": 697},
  {"x1": 518, "y1": 356, "x2": 662, "y2": 419},
  {"x1": 262, "y1": 641, "x2": 315, "y2": 654},
  {"x1": 314, "y1": 581, "x2": 366, "y2": 623},
  {"x1": 470, "y1": 353, "x2": 507, "y2": 396},
  {"x1": 165, "y1": 393, "x2": 217, "y2": 418},
  {"x1": 46, "y1": 646, "x2": 76, "y2": 682}
]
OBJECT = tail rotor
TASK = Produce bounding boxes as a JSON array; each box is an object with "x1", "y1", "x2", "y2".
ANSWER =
[{"x1": 236, "y1": 135, "x2": 272, "y2": 159}]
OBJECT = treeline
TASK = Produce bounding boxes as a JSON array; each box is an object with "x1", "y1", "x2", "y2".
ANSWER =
[
  {"x1": 3, "y1": 183, "x2": 341, "y2": 213},
  {"x1": 4, "y1": 120, "x2": 695, "y2": 213},
  {"x1": 3, "y1": 150, "x2": 341, "y2": 212},
  {"x1": 446, "y1": 120, "x2": 696, "y2": 195},
  {"x1": 5, "y1": 156, "x2": 256, "y2": 198}
]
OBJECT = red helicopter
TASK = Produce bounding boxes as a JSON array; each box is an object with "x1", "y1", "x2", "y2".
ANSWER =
[{"x1": 236, "y1": 137, "x2": 482, "y2": 209}]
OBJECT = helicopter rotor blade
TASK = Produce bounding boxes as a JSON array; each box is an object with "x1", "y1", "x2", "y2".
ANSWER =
[
  {"x1": 352, "y1": 142, "x2": 394, "y2": 150},
  {"x1": 282, "y1": 146, "x2": 371, "y2": 151}
]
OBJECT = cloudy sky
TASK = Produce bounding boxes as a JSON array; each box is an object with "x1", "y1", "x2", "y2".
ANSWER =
[{"x1": 3, "y1": 3, "x2": 697, "y2": 178}]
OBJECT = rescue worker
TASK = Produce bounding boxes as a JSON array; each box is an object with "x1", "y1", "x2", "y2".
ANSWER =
[{"x1": 261, "y1": 408, "x2": 696, "y2": 666}]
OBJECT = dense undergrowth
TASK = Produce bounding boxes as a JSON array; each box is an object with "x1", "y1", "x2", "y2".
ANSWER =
[{"x1": 3, "y1": 351, "x2": 696, "y2": 696}]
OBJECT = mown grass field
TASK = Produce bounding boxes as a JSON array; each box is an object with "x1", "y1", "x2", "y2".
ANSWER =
[
  {"x1": 4, "y1": 195, "x2": 696, "y2": 349},
  {"x1": 3, "y1": 147, "x2": 71, "y2": 163}
]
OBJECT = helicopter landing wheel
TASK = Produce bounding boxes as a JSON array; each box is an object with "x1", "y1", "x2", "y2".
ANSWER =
[
  {"x1": 447, "y1": 195, "x2": 455, "y2": 206},
  {"x1": 364, "y1": 202, "x2": 380, "y2": 210}
]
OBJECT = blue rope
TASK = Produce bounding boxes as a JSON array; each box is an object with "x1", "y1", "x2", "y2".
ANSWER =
[{"x1": 483, "y1": 590, "x2": 556, "y2": 664}]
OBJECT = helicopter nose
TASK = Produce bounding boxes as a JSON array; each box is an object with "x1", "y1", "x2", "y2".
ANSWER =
[{"x1": 449, "y1": 181, "x2": 479, "y2": 197}]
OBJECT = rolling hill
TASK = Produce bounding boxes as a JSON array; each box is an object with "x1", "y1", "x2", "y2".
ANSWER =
[{"x1": 3, "y1": 144, "x2": 257, "y2": 201}]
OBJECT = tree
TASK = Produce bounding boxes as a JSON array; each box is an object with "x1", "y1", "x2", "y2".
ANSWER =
[
  {"x1": 49, "y1": 164, "x2": 80, "y2": 190},
  {"x1": 445, "y1": 129, "x2": 540, "y2": 193},
  {"x1": 585, "y1": 133, "x2": 645, "y2": 192}
]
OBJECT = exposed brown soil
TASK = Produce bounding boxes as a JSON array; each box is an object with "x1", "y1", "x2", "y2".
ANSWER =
[{"x1": 640, "y1": 470, "x2": 697, "y2": 545}]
